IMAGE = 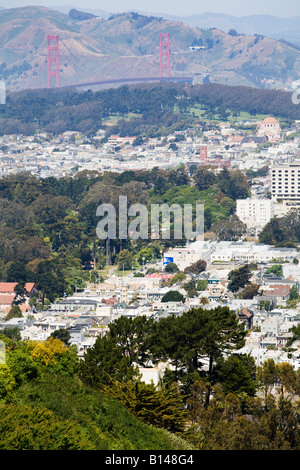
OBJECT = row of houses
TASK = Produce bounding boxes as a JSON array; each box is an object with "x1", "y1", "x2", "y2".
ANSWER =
[
  {"x1": 163, "y1": 241, "x2": 299, "y2": 271},
  {"x1": 1, "y1": 245, "x2": 300, "y2": 376}
]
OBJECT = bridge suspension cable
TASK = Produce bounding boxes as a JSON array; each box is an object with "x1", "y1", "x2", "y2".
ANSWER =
[
  {"x1": 59, "y1": 37, "x2": 107, "y2": 82},
  {"x1": 124, "y1": 33, "x2": 161, "y2": 77}
]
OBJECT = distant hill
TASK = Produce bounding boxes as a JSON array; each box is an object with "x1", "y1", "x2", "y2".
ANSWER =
[
  {"x1": 1, "y1": 6, "x2": 300, "y2": 91},
  {"x1": 68, "y1": 8, "x2": 97, "y2": 21},
  {"x1": 155, "y1": 12, "x2": 300, "y2": 46},
  {"x1": 1, "y1": 82, "x2": 299, "y2": 138},
  {"x1": 52, "y1": 5, "x2": 111, "y2": 18}
]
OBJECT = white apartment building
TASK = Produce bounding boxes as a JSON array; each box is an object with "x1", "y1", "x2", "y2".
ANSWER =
[
  {"x1": 271, "y1": 161, "x2": 300, "y2": 203},
  {"x1": 236, "y1": 198, "x2": 274, "y2": 233},
  {"x1": 164, "y1": 240, "x2": 299, "y2": 268},
  {"x1": 163, "y1": 241, "x2": 215, "y2": 271},
  {"x1": 210, "y1": 242, "x2": 298, "y2": 264},
  {"x1": 236, "y1": 198, "x2": 291, "y2": 234}
]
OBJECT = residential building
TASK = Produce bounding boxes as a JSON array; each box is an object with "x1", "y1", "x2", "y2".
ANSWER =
[
  {"x1": 236, "y1": 198, "x2": 274, "y2": 234},
  {"x1": 0, "y1": 282, "x2": 37, "y2": 314},
  {"x1": 271, "y1": 161, "x2": 300, "y2": 204}
]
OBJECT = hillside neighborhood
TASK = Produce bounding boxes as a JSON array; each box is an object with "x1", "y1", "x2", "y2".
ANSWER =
[
  {"x1": 2, "y1": 111, "x2": 300, "y2": 384},
  {"x1": 2, "y1": 236, "x2": 300, "y2": 384},
  {"x1": 0, "y1": 115, "x2": 298, "y2": 178}
]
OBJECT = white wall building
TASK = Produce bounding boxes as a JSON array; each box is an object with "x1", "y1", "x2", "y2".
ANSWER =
[
  {"x1": 271, "y1": 161, "x2": 300, "y2": 204},
  {"x1": 164, "y1": 240, "x2": 299, "y2": 268},
  {"x1": 236, "y1": 198, "x2": 293, "y2": 234},
  {"x1": 210, "y1": 242, "x2": 298, "y2": 264},
  {"x1": 163, "y1": 241, "x2": 214, "y2": 271},
  {"x1": 236, "y1": 198, "x2": 274, "y2": 233}
]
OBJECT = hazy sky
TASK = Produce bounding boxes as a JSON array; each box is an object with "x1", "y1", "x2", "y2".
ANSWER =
[{"x1": 1, "y1": 0, "x2": 300, "y2": 17}]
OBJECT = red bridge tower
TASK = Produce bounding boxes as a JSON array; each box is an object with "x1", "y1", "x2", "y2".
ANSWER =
[
  {"x1": 47, "y1": 35, "x2": 60, "y2": 88},
  {"x1": 159, "y1": 33, "x2": 170, "y2": 77}
]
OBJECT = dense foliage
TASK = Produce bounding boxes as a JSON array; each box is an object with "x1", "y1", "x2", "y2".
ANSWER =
[
  {"x1": 0, "y1": 82, "x2": 299, "y2": 136},
  {"x1": 259, "y1": 208, "x2": 300, "y2": 247},
  {"x1": 1, "y1": 307, "x2": 300, "y2": 450},
  {"x1": 1, "y1": 81, "x2": 300, "y2": 450},
  {"x1": 0, "y1": 167, "x2": 249, "y2": 306}
]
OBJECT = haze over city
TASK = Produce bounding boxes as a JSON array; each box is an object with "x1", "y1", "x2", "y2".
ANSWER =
[{"x1": 1, "y1": 0, "x2": 300, "y2": 17}]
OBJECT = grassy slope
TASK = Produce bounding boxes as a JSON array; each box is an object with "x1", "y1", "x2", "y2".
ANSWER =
[{"x1": 13, "y1": 372, "x2": 193, "y2": 451}]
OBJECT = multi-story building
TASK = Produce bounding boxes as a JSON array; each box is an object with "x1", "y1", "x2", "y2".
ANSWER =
[
  {"x1": 271, "y1": 161, "x2": 300, "y2": 204},
  {"x1": 236, "y1": 198, "x2": 274, "y2": 233}
]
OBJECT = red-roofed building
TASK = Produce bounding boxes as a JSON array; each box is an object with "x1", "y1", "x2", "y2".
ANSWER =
[
  {"x1": 0, "y1": 283, "x2": 37, "y2": 296},
  {"x1": 257, "y1": 117, "x2": 281, "y2": 142},
  {"x1": 262, "y1": 285, "x2": 291, "y2": 304},
  {"x1": 0, "y1": 282, "x2": 37, "y2": 314},
  {"x1": 145, "y1": 274, "x2": 174, "y2": 281},
  {"x1": 101, "y1": 297, "x2": 119, "y2": 306}
]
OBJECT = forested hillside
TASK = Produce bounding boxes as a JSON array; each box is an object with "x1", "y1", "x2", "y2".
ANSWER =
[
  {"x1": 0, "y1": 166, "x2": 249, "y2": 304},
  {"x1": 0, "y1": 332, "x2": 192, "y2": 450},
  {"x1": 2, "y1": 307, "x2": 300, "y2": 450},
  {"x1": 0, "y1": 83, "x2": 299, "y2": 136}
]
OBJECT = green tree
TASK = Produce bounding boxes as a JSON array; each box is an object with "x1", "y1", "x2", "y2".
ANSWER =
[
  {"x1": 5, "y1": 305, "x2": 22, "y2": 321},
  {"x1": 35, "y1": 260, "x2": 66, "y2": 304},
  {"x1": 13, "y1": 281, "x2": 29, "y2": 306},
  {"x1": 164, "y1": 262, "x2": 180, "y2": 273},
  {"x1": 161, "y1": 291, "x2": 185, "y2": 303},
  {"x1": 6, "y1": 341, "x2": 40, "y2": 386},
  {"x1": 194, "y1": 166, "x2": 216, "y2": 191},
  {"x1": 184, "y1": 259, "x2": 207, "y2": 275},
  {"x1": 239, "y1": 283, "x2": 260, "y2": 299},
  {"x1": 256, "y1": 359, "x2": 278, "y2": 399},
  {"x1": 103, "y1": 379, "x2": 188, "y2": 434},
  {"x1": 0, "y1": 404, "x2": 93, "y2": 450},
  {"x1": 153, "y1": 306, "x2": 246, "y2": 400},
  {"x1": 276, "y1": 362, "x2": 300, "y2": 399},
  {"x1": 28, "y1": 337, "x2": 79, "y2": 377},
  {"x1": 117, "y1": 249, "x2": 134, "y2": 270},
  {"x1": 29, "y1": 194, "x2": 72, "y2": 225},
  {"x1": 0, "y1": 365, "x2": 16, "y2": 402},
  {"x1": 169, "y1": 272, "x2": 187, "y2": 286},
  {"x1": 79, "y1": 335, "x2": 139, "y2": 389},
  {"x1": 289, "y1": 285, "x2": 299, "y2": 301},
  {"x1": 197, "y1": 280, "x2": 208, "y2": 291},
  {"x1": 108, "y1": 315, "x2": 156, "y2": 366},
  {"x1": 211, "y1": 214, "x2": 247, "y2": 241},
  {"x1": 0, "y1": 326, "x2": 21, "y2": 342},
  {"x1": 287, "y1": 324, "x2": 300, "y2": 347},
  {"x1": 214, "y1": 354, "x2": 257, "y2": 396},
  {"x1": 217, "y1": 168, "x2": 250, "y2": 200},
  {"x1": 259, "y1": 218, "x2": 287, "y2": 245},
  {"x1": 182, "y1": 280, "x2": 198, "y2": 297},
  {"x1": 265, "y1": 264, "x2": 283, "y2": 277},
  {"x1": 49, "y1": 328, "x2": 71, "y2": 346},
  {"x1": 228, "y1": 264, "x2": 252, "y2": 293},
  {"x1": 6, "y1": 261, "x2": 28, "y2": 283}
]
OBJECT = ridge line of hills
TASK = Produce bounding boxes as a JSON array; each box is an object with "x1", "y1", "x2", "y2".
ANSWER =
[
  {"x1": 0, "y1": 6, "x2": 300, "y2": 92},
  {"x1": 47, "y1": 6, "x2": 300, "y2": 45}
]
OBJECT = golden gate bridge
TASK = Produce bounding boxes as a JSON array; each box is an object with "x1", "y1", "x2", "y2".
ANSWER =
[{"x1": 45, "y1": 33, "x2": 194, "y2": 90}]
